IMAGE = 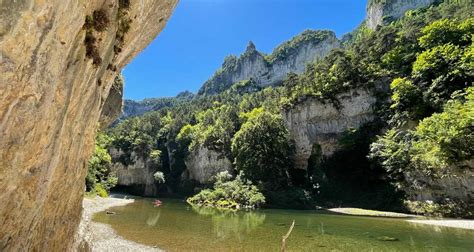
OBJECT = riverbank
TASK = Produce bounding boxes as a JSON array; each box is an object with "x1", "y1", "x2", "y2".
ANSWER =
[
  {"x1": 407, "y1": 219, "x2": 474, "y2": 230},
  {"x1": 82, "y1": 195, "x2": 161, "y2": 251},
  {"x1": 326, "y1": 207, "x2": 474, "y2": 230},
  {"x1": 327, "y1": 207, "x2": 416, "y2": 218}
]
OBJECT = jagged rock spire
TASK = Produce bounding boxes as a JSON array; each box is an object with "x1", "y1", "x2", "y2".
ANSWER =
[{"x1": 246, "y1": 41, "x2": 257, "y2": 53}]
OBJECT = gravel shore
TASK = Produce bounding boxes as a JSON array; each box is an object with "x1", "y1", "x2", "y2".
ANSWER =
[
  {"x1": 327, "y1": 207, "x2": 416, "y2": 218},
  {"x1": 327, "y1": 207, "x2": 474, "y2": 230},
  {"x1": 407, "y1": 219, "x2": 474, "y2": 230},
  {"x1": 82, "y1": 196, "x2": 161, "y2": 252}
]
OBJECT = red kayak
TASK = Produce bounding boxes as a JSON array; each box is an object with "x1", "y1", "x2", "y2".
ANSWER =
[{"x1": 153, "y1": 199, "x2": 162, "y2": 207}]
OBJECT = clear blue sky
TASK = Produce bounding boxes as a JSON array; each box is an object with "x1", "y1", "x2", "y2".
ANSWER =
[{"x1": 123, "y1": 0, "x2": 367, "y2": 100}]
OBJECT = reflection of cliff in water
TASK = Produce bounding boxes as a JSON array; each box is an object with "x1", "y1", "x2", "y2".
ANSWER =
[{"x1": 191, "y1": 206, "x2": 266, "y2": 239}]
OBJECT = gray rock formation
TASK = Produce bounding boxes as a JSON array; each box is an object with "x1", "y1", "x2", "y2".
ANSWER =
[
  {"x1": 366, "y1": 0, "x2": 436, "y2": 30},
  {"x1": 122, "y1": 99, "x2": 155, "y2": 118},
  {"x1": 109, "y1": 148, "x2": 158, "y2": 196},
  {"x1": 182, "y1": 147, "x2": 233, "y2": 184},
  {"x1": 283, "y1": 89, "x2": 378, "y2": 170},
  {"x1": 0, "y1": 0, "x2": 177, "y2": 251},
  {"x1": 198, "y1": 30, "x2": 340, "y2": 95},
  {"x1": 100, "y1": 75, "x2": 124, "y2": 129},
  {"x1": 404, "y1": 162, "x2": 474, "y2": 202}
]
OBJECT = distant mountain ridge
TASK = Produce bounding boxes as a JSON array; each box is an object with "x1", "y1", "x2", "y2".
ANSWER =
[
  {"x1": 198, "y1": 30, "x2": 341, "y2": 96},
  {"x1": 122, "y1": 91, "x2": 194, "y2": 118}
]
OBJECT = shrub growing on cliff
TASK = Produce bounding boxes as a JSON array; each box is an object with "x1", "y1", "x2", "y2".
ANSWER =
[
  {"x1": 187, "y1": 171, "x2": 265, "y2": 210},
  {"x1": 153, "y1": 171, "x2": 166, "y2": 184}
]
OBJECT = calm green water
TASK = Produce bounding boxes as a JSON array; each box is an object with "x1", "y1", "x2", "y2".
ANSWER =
[{"x1": 93, "y1": 198, "x2": 474, "y2": 251}]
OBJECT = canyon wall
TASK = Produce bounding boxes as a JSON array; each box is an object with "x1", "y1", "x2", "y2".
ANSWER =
[
  {"x1": 0, "y1": 0, "x2": 177, "y2": 250},
  {"x1": 404, "y1": 162, "x2": 474, "y2": 203},
  {"x1": 366, "y1": 0, "x2": 436, "y2": 30},
  {"x1": 283, "y1": 89, "x2": 378, "y2": 170},
  {"x1": 109, "y1": 148, "x2": 159, "y2": 196},
  {"x1": 183, "y1": 146, "x2": 233, "y2": 184},
  {"x1": 198, "y1": 30, "x2": 340, "y2": 95}
]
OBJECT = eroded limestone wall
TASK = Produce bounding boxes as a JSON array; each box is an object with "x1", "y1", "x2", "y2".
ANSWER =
[
  {"x1": 0, "y1": 0, "x2": 177, "y2": 250},
  {"x1": 283, "y1": 89, "x2": 378, "y2": 170},
  {"x1": 183, "y1": 146, "x2": 233, "y2": 184}
]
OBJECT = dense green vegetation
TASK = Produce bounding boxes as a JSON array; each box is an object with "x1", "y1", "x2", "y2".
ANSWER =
[
  {"x1": 265, "y1": 30, "x2": 335, "y2": 63},
  {"x1": 88, "y1": 0, "x2": 473, "y2": 216},
  {"x1": 86, "y1": 133, "x2": 118, "y2": 197},
  {"x1": 187, "y1": 171, "x2": 265, "y2": 210}
]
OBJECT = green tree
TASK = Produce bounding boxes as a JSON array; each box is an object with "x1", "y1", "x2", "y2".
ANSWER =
[
  {"x1": 86, "y1": 132, "x2": 118, "y2": 196},
  {"x1": 413, "y1": 43, "x2": 472, "y2": 108},
  {"x1": 231, "y1": 108, "x2": 294, "y2": 188},
  {"x1": 390, "y1": 78, "x2": 427, "y2": 120},
  {"x1": 187, "y1": 171, "x2": 265, "y2": 209},
  {"x1": 410, "y1": 87, "x2": 474, "y2": 173},
  {"x1": 419, "y1": 18, "x2": 473, "y2": 49}
]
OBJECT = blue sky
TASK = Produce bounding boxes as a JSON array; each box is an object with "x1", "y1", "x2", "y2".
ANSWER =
[{"x1": 123, "y1": 0, "x2": 367, "y2": 100}]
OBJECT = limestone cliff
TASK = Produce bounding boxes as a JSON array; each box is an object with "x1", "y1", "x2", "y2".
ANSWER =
[
  {"x1": 182, "y1": 147, "x2": 233, "y2": 184},
  {"x1": 198, "y1": 30, "x2": 340, "y2": 95},
  {"x1": 109, "y1": 148, "x2": 158, "y2": 196},
  {"x1": 99, "y1": 75, "x2": 124, "y2": 129},
  {"x1": 283, "y1": 89, "x2": 378, "y2": 170},
  {"x1": 0, "y1": 0, "x2": 177, "y2": 251},
  {"x1": 122, "y1": 99, "x2": 155, "y2": 118},
  {"x1": 404, "y1": 162, "x2": 474, "y2": 203},
  {"x1": 366, "y1": 0, "x2": 436, "y2": 30}
]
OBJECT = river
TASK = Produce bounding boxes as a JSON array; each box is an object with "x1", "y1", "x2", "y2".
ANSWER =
[{"x1": 93, "y1": 198, "x2": 474, "y2": 251}]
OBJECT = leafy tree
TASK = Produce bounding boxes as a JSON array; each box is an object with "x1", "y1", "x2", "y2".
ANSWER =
[
  {"x1": 86, "y1": 132, "x2": 118, "y2": 196},
  {"x1": 413, "y1": 43, "x2": 472, "y2": 109},
  {"x1": 410, "y1": 87, "x2": 474, "y2": 173},
  {"x1": 389, "y1": 78, "x2": 427, "y2": 120},
  {"x1": 231, "y1": 108, "x2": 294, "y2": 188},
  {"x1": 187, "y1": 171, "x2": 265, "y2": 209},
  {"x1": 369, "y1": 129, "x2": 411, "y2": 185},
  {"x1": 419, "y1": 18, "x2": 473, "y2": 49}
]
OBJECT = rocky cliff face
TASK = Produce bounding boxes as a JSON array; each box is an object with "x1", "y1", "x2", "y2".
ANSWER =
[
  {"x1": 283, "y1": 89, "x2": 378, "y2": 170},
  {"x1": 122, "y1": 99, "x2": 155, "y2": 118},
  {"x1": 404, "y1": 162, "x2": 474, "y2": 202},
  {"x1": 366, "y1": 0, "x2": 436, "y2": 30},
  {"x1": 0, "y1": 0, "x2": 177, "y2": 251},
  {"x1": 182, "y1": 147, "x2": 233, "y2": 184},
  {"x1": 198, "y1": 30, "x2": 340, "y2": 95},
  {"x1": 109, "y1": 148, "x2": 158, "y2": 196},
  {"x1": 99, "y1": 75, "x2": 124, "y2": 129}
]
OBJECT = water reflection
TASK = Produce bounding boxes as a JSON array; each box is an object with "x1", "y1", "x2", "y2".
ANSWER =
[
  {"x1": 191, "y1": 205, "x2": 266, "y2": 240},
  {"x1": 146, "y1": 209, "x2": 161, "y2": 226}
]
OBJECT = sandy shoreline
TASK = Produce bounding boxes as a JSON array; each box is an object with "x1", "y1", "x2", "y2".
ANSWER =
[
  {"x1": 327, "y1": 207, "x2": 416, "y2": 218},
  {"x1": 327, "y1": 207, "x2": 474, "y2": 230},
  {"x1": 82, "y1": 195, "x2": 161, "y2": 252},
  {"x1": 407, "y1": 219, "x2": 474, "y2": 230}
]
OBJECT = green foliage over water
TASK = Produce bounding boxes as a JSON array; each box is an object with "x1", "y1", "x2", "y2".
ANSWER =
[{"x1": 187, "y1": 171, "x2": 265, "y2": 210}]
